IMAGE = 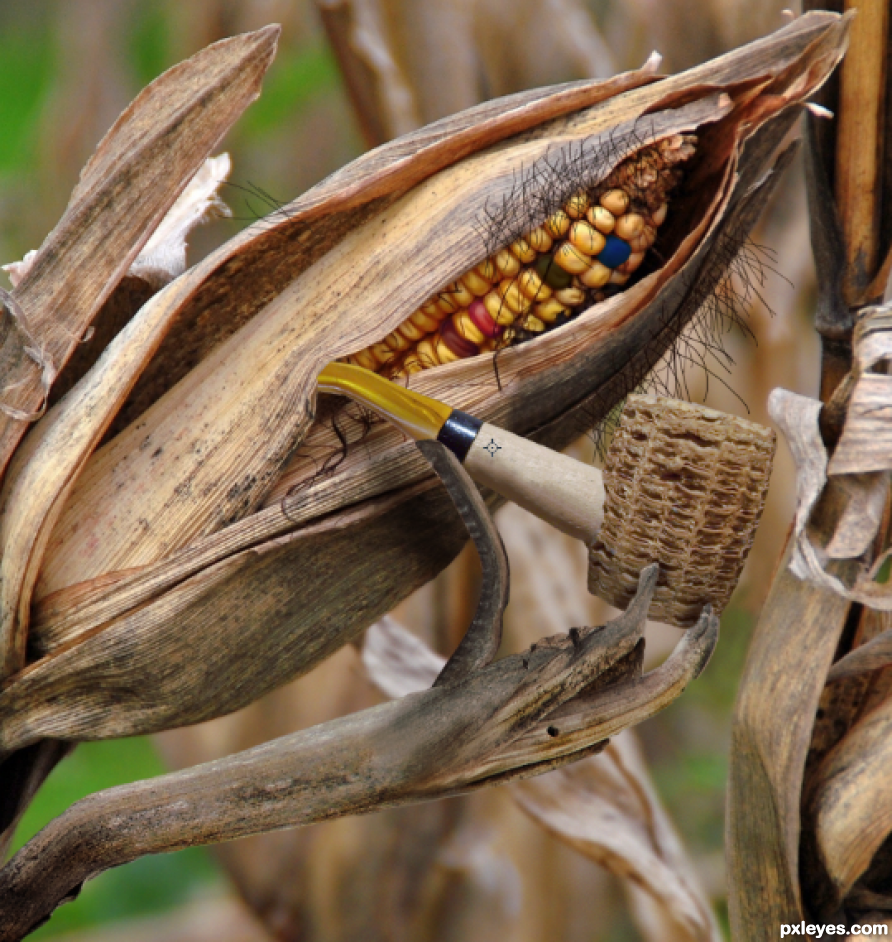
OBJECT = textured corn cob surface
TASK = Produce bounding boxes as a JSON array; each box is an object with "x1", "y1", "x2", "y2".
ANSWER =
[
  {"x1": 346, "y1": 134, "x2": 697, "y2": 378},
  {"x1": 588, "y1": 394, "x2": 776, "y2": 628}
]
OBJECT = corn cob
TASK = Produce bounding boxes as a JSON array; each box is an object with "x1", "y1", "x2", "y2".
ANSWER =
[{"x1": 347, "y1": 134, "x2": 697, "y2": 378}]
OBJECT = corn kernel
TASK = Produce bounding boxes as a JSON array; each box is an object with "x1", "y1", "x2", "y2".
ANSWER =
[
  {"x1": 568, "y1": 220, "x2": 607, "y2": 256},
  {"x1": 523, "y1": 315, "x2": 546, "y2": 333},
  {"x1": 352, "y1": 348, "x2": 378, "y2": 371},
  {"x1": 525, "y1": 226, "x2": 553, "y2": 253},
  {"x1": 461, "y1": 270, "x2": 492, "y2": 297},
  {"x1": 397, "y1": 319, "x2": 427, "y2": 342},
  {"x1": 553, "y1": 241, "x2": 593, "y2": 274},
  {"x1": 409, "y1": 308, "x2": 442, "y2": 333},
  {"x1": 534, "y1": 298, "x2": 568, "y2": 323},
  {"x1": 434, "y1": 334, "x2": 461, "y2": 364},
  {"x1": 517, "y1": 268, "x2": 552, "y2": 301},
  {"x1": 494, "y1": 248, "x2": 521, "y2": 279},
  {"x1": 454, "y1": 310, "x2": 487, "y2": 345},
  {"x1": 483, "y1": 291, "x2": 518, "y2": 327},
  {"x1": 617, "y1": 250, "x2": 646, "y2": 275},
  {"x1": 475, "y1": 258, "x2": 498, "y2": 282},
  {"x1": 435, "y1": 294, "x2": 459, "y2": 316},
  {"x1": 587, "y1": 205, "x2": 615, "y2": 234},
  {"x1": 544, "y1": 209, "x2": 571, "y2": 238},
  {"x1": 600, "y1": 189, "x2": 629, "y2": 216},
  {"x1": 416, "y1": 338, "x2": 438, "y2": 367},
  {"x1": 402, "y1": 353, "x2": 424, "y2": 374},
  {"x1": 565, "y1": 191, "x2": 589, "y2": 219},
  {"x1": 510, "y1": 237, "x2": 537, "y2": 264},
  {"x1": 370, "y1": 341, "x2": 394, "y2": 365},
  {"x1": 554, "y1": 286, "x2": 586, "y2": 306},
  {"x1": 496, "y1": 278, "x2": 533, "y2": 314},
  {"x1": 578, "y1": 260, "x2": 611, "y2": 288},
  {"x1": 421, "y1": 299, "x2": 446, "y2": 320},
  {"x1": 444, "y1": 280, "x2": 474, "y2": 308},
  {"x1": 609, "y1": 270, "x2": 631, "y2": 286},
  {"x1": 614, "y1": 213, "x2": 645, "y2": 241}
]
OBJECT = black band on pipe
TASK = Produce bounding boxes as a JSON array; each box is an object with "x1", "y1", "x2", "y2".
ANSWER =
[{"x1": 437, "y1": 410, "x2": 482, "y2": 462}]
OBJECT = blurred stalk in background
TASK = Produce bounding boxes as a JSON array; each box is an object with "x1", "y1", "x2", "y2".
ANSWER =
[{"x1": 1, "y1": 1, "x2": 823, "y2": 939}]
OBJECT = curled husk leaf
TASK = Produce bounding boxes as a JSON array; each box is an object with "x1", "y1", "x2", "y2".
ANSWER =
[{"x1": 0, "y1": 14, "x2": 850, "y2": 754}]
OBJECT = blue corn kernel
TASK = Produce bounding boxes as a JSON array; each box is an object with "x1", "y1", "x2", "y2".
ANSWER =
[{"x1": 597, "y1": 235, "x2": 632, "y2": 269}]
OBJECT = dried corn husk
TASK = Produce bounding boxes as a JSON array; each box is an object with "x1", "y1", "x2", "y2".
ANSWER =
[{"x1": 0, "y1": 15, "x2": 849, "y2": 758}]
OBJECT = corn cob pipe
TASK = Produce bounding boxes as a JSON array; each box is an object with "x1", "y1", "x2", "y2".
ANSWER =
[
  {"x1": 346, "y1": 134, "x2": 696, "y2": 379},
  {"x1": 317, "y1": 363, "x2": 776, "y2": 627}
]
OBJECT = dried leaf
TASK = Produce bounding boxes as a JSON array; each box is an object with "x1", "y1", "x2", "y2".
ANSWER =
[
  {"x1": 813, "y1": 695, "x2": 892, "y2": 899},
  {"x1": 0, "y1": 27, "x2": 279, "y2": 478},
  {"x1": 514, "y1": 735, "x2": 721, "y2": 942}
]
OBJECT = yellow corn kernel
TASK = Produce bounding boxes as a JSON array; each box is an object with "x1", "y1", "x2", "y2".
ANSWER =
[
  {"x1": 544, "y1": 209, "x2": 571, "y2": 238},
  {"x1": 435, "y1": 294, "x2": 459, "y2": 316},
  {"x1": 494, "y1": 248, "x2": 521, "y2": 279},
  {"x1": 420, "y1": 299, "x2": 446, "y2": 320},
  {"x1": 351, "y1": 348, "x2": 378, "y2": 371},
  {"x1": 461, "y1": 269, "x2": 492, "y2": 297},
  {"x1": 497, "y1": 278, "x2": 533, "y2": 314},
  {"x1": 609, "y1": 270, "x2": 631, "y2": 286},
  {"x1": 534, "y1": 298, "x2": 567, "y2": 323},
  {"x1": 384, "y1": 330, "x2": 412, "y2": 352},
  {"x1": 568, "y1": 220, "x2": 607, "y2": 256},
  {"x1": 523, "y1": 315, "x2": 546, "y2": 333},
  {"x1": 397, "y1": 319, "x2": 427, "y2": 342},
  {"x1": 475, "y1": 258, "x2": 498, "y2": 282},
  {"x1": 525, "y1": 226, "x2": 553, "y2": 253},
  {"x1": 482, "y1": 291, "x2": 510, "y2": 326},
  {"x1": 553, "y1": 241, "x2": 592, "y2": 275},
  {"x1": 578, "y1": 260, "x2": 611, "y2": 289},
  {"x1": 370, "y1": 341, "x2": 395, "y2": 365},
  {"x1": 651, "y1": 202, "x2": 668, "y2": 226},
  {"x1": 434, "y1": 334, "x2": 461, "y2": 364},
  {"x1": 444, "y1": 280, "x2": 474, "y2": 308},
  {"x1": 454, "y1": 310, "x2": 487, "y2": 345},
  {"x1": 587, "y1": 205, "x2": 615, "y2": 234},
  {"x1": 409, "y1": 308, "x2": 442, "y2": 333},
  {"x1": 516, "y1": 268, "x2": 552, "y2": 301},
  {"x1": 600, "y1": 189, "x2": 629, "y2": 216},
  {"x1": 554, "y1": 285, "x2": 586, "y2": 306},
  {"x1": 614, "y1": 212, "x2": 645, "y2": 241},
  {"x1": 565, "y1": 191, "x2": 589, "y2": 219},
  {"x1": 416, "y1": 337, "x2": 439, "y2": 367},
  {"x1": 510, "y1": 237, "x2": 537, "y2": 264},
  {"x1": 402, "y1": 352, "x2": 424, "y2": 374}
]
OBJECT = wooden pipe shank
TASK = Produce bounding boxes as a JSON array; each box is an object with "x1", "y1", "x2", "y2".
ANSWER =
[{"x1": 463, "y1": 422, "x2": 605, "y2": 544}]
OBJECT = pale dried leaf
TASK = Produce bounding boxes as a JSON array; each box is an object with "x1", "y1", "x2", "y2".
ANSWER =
[
  {"x1": 362, "y1": 614, "x2": 444, "y2": 698},
  {"x1": 130, "y1": 153, "x2": 233, "y2": 287},
  {"x1": 2, "y1": 252, "x2": 38, "y2": 289},
  {"x1": 769, "y1": 387, "x2": 892, "y2": 607},
  {"x1": 514, "y1": 735, "x2": 720, "y2": 942},
  {"x1": 828, "y1": 304, "x2": 892, "y2": 475}
]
